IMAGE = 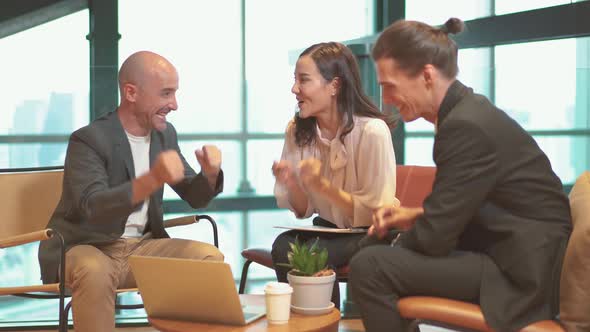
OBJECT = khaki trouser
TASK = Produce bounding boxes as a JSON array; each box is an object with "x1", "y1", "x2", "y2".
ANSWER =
[{"x1": 64, "y1": 238, "x2": 223, "y2": 332}]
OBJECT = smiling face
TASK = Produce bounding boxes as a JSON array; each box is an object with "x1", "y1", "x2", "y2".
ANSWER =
[
  {"x1": 291, "y1": 55, "x2": 337, "y2": 119},
  {"x1": 134, "y1": 60, "x2": 179, "y2": 132},
  {"x1": 375, "y1": 57, "x2": 432, "y2": 123},
  {"x1": 119, "y1": 52, "x2": 179, "y2": 135}
]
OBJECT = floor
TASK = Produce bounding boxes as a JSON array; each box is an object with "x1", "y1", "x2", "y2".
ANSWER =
[
  {"x1": 13, "y1": 320, "x2": 460, "y2": 332},
  {"x1": 14, "y1": 318, "x2": 366, "y2": 332}
]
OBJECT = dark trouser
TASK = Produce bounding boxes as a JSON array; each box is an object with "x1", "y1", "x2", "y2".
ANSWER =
[
  {"x1": 271, "y1": 217, "x2": 366, "y2": 309},
  {"x1": 349, "y1": 244, "x2": 486, "y2": 332}
]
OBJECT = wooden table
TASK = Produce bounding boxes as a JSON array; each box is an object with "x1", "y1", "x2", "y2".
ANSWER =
[{"x1": 148, "y1": 294, "x2": 340, "y2": 332}]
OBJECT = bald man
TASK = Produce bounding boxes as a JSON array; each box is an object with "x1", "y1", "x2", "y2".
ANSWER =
[{"x1": 38, "y1": 51, "x2": 224, "y2": 332}]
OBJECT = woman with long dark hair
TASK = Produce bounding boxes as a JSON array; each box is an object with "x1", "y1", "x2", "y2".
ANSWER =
[{"x1": 271, "y1": 42, "x2": 398, "y2": 308}]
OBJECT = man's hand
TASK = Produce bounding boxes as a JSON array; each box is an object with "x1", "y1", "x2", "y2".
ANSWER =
[
  {"x1": 152, "y1": 150, "x2": 185, "y2": 185},
  {"x1": 369, "y1": 206, "x2": 424, "y2": 239},
  {"x1": 272, "y1": 160, "x2": 297, "y2": 188},
  {"x1": 195, "y1": 145, "x2": 221, "y2": 187},
  {"x1": 298, "y1": 158, "x2": 325, "y2": 192}
]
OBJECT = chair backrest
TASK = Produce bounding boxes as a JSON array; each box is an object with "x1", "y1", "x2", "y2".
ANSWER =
[
  {"x1": 0, "y1": 169, "x2": 64, "y2": 238},
  {"x1": 559, "y1": 171, "x2": 590, "y2": 330},
  {"x1": 396, "y1": 165, "x2": 436, "y2": 208}
]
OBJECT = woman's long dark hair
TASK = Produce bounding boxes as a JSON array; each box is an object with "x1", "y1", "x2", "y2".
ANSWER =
[{"x1": 294, "y1": 42, "x2": 397, "y2": 147}]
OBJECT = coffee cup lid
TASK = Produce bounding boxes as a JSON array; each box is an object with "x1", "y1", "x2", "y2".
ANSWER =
[{"x1": 264, "y1": 281, "x2": 293, "y2": 295}]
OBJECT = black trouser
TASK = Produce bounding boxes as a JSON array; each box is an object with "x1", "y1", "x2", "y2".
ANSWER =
[
  {"x1": 349, "y1": 244, "x2": 486, "y2": 332},
  {"x1": 271, "y1": 217, "x2": 366, "y2": 309}
]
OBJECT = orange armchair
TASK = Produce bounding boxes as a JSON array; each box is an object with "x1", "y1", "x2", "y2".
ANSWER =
[
  {"x1": 238, "y1": 165, "x2": 436, "y2": 294},
  {"x1": 397, "y1": 297, "x2": 564, "y2": 332}
]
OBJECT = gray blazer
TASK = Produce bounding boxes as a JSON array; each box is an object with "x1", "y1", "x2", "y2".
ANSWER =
[
  {"x1": 38, "y1": 111, "x2": 223, "y2": 284},
  {"x1": 398, "y1": 81, "x2": 571, "y2": 331}
]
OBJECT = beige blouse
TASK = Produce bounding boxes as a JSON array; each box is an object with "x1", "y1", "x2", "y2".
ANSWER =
[{"x1": 274, "y1": 115, "x2": 399, "y2": 228}]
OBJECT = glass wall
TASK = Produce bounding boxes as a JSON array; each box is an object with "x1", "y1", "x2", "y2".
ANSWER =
[
  {"x1": 404, "y1": 36, "x2": 590, "y2": 185},
  {"x1": 245, "y1": 0, "x2": 375, "y2": 195},
  {"x1": 246, "y1": 0, "x2": 375, "y2": 134},
  {"x1": 0, "y1": 10, "x2": 89, "y2": 169},
  {"x1": 402, "y1": 0, "x2": 590, "y2": 183},
  {"x1": 0, "y1": 9, "x2": 90, "y2": 327},
  {"x1": 405, "y1": 0, "x2": 491, "y2": 25},
  {"x1": 495, "y1": 38, "x2": 590, "y2": 183},
  {"x1": 243, "y1": 0, "x2": 374, "y2": 292},
  {"x1": 119, "y1": 0, "x2": 242, "y2": 135},
  {"x1": 495, "y1": 0, "x2": 572, "y2": 15},
  {"x1": 2, "y1": 0, "x2": 590, "y2": 328},
  {"x1": 404, "y1": 47, "x2": 493, "y2": 166},
  {"x1": 118, "y1": 0, "x2": 375, "y2": 309}
]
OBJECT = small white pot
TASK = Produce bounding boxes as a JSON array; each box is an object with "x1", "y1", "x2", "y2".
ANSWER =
[{"x1": 287, "y1": 271, "x2": 336, "y2": 309}]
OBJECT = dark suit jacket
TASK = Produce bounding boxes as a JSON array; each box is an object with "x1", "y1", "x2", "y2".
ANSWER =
[
  {"x1": 38, "y1": 111, "x2": 223, "y2": 284},
  {"x1": 398, "y1": 81, "x2": 571, "y2": 331}
]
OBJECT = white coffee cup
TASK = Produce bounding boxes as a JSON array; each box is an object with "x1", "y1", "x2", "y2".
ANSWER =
[{"x1": 264, "y1": 282, "x2": 293, "y2": 324}]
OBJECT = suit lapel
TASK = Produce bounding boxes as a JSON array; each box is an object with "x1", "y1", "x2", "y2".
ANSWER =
[
  {"x1": 107, "y1": 111, "x2": 135, "y2": 179},
  {"x1": 149, "y1": 130, "x2": 163, "y2": 168},
  {"x1": 147, "y1": 129, "x2": 164, "y2": 228}
]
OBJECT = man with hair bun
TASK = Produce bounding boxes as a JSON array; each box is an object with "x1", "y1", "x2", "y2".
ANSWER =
[{"x1": 349, "y1": 18, "x2": 571, "y2": 332}]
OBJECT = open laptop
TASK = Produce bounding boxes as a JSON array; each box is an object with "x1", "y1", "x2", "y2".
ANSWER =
[{"x1": 129, "y1": 255, "x2": 266, "y2": 325}]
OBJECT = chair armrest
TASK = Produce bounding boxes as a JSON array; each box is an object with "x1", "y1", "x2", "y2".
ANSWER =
[
  {"x1": 241, "y1": 248, "x2": 273, "y2": 269},
  {"x1": 0, "y1": 229, "x2": 53, "y2": 248},
  {"x1": 162, "y1": 214, "x2": 219, "y2": 248},
  {"x1": 196, "y1": 215, "x2": 219, "y2": 248},
  {"x1": 0, "y1": 284, "x2": 61, "y2": 296},
  {"x1": 163, "y1": 215, "x2": 196, "y2": 228}
]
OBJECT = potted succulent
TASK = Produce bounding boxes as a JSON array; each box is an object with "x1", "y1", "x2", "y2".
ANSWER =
[{"x1": 279, "y1": 237, "x2": 336, "y2": 310}]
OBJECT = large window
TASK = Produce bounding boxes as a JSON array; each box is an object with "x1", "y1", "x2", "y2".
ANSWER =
[
  {"x1": 246, "y1": 0, "x2": 375, "y2": 134},
  {"x1": 245, "y1": 0, "x2": 375, "y2": 195},
  {"x1": 119, "y1": 0, "x2": 375, "y2": 303},
  {"x1": 405, "y1": 0, "x2": 491, "y2": 25},
  {"x1": 495, "y1": 0, "x2": 576, "y2": 15},
  {"x1": 0, "y1": 10, "x2": 89, "y2": 168},
  {"x1": 404, "y1": 37, "x2": 590, "y2": 185},
  {"x1": 404, "y1": 47, "x2": 493, "y2": 166},
  {"x1": 401, "y1": 0, "x2": 590, "y2": 183},
  {"x1": 4, "y1": 1, "x2": 590, "y2": 329},
  {"x1": 495, "y1": 38, "x2": 590, "y2": 183},
  {"x1": 0, "y1": 9, "x2": 89, "y2": 327},
  {"x1": 119, "y1": 0, "x2": 242, "y2": 135},
  {"x1": 406, "y1": 0, "x2": 587, "y2": 24}
]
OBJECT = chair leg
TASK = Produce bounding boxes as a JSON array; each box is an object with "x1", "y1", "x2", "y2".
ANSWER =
[
  {"x1": 239, "y1": 260, "x2": 254, "y2": 294},
  {"x1": 407, "y1": 319, "x2": 421, "y2": 332},
  {"x1": 59, "y1": 300, "x2": 68, "y2": 332},
  {"x1": 64, "y1": 300, "x2": 72, "y2": 326},
  {"x1": 57, "y1": 232, "x2": 68, "y2": 332}
]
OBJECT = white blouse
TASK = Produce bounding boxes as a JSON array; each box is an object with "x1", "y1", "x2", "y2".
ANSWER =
[{"x1": 274, "y1": 115, "x2": 399, "y2": 228}]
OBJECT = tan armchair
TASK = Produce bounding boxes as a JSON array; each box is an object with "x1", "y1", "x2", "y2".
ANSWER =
[
  {"x1": 559, "y1": 171, "x2": 590, "y2": 332},
  {"x1": 0, "y1": 167, "x2": 219, "y2": 332},
  {"x1": 0, "y1": 167, "x2": 67, "y2": 331}
]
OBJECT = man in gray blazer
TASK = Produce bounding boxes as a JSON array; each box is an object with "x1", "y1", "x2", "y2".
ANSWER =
[
  {"x1": 349, "y1": 18, "x2": 571, "y2": 332},
  {"x1": 38, "y1": 51, "x2": 224, "y2": 332}
]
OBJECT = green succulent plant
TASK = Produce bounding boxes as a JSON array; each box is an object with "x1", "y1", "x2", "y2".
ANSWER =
[{"x1": 279, "y1": 236, "x2": 332, "y2": 277}]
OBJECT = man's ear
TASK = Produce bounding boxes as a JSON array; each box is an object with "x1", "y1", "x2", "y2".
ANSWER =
[
  {"x1": 123, "y1": 83, "x2": 138, "y2": 102},
  {"x1": 422, "y1": 64, "x2": 436, "y2": 88}
]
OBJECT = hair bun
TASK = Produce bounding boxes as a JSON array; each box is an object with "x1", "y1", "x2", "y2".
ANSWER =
[{"x1": 442, "y1": 17, "x2": 464, "y2": 35}]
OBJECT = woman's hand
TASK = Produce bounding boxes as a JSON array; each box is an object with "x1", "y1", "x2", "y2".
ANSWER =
[
  {"x1": 272, "y1": 160, "x2": 297, "y2": 188},
  {"x1": 298, "y1": 158, "x2": 325, "y2": 192}
]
